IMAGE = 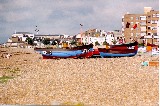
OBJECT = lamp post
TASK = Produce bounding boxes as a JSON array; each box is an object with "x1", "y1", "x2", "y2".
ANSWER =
[
  {"x1": 35, "y1": 26, "x2": 39, "y2": 34},
  {"x1": 80, "y1": 24, "x2": 83, "y2": 44}
]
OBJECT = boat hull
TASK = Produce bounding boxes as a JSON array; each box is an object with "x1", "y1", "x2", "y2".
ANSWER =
[
  {"x1": 42, "y1": 50, "x2": 82, "y2": 59},
  {"x1": 99, "y1": 51, "x2": 137, "y2": 58},
  {"x1": 42, "y1": 48, "x2": 94, "y2": 59}
]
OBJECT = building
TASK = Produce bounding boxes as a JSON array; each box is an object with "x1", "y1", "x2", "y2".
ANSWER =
[
  {"x1": 11, "y1": 32, "x2": 34, "y2": 42},
  {"x1": 107, "y1": 30, "x2": 124, "y2": 44},
  {"x1": 122, "y1": 7, "x2": 159, "y2": 45},
  {"x1": 76, "y1": 28, "x2": 119, "y2": 45}
]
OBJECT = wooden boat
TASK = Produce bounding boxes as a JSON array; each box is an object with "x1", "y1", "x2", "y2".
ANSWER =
[
  {"x1": 108, "y1": 41, "x2": 138, "y2": 50},
  {"x1": 42, "y1": 44, "x2": 94, "y2": 59},
  {"x1": 93, "y1": 41, "x2": 138, "y2": 57},
  {"x1": 98, "y1": 44, "x2": 138, "y2": 58},
  {"x1": 36, "y1": 44, "x2": 93, "y2": 53},
  {"x1": 78, "y1": 48, "x2": 93, "y2": 58},
  {"x1": 42, "y1": 50, "x2": 83, "y2": 59}
]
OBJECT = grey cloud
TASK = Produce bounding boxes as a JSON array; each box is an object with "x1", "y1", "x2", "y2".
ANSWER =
[{"x1": 0, "y1": 0, "x2": 159, "y2": 43}]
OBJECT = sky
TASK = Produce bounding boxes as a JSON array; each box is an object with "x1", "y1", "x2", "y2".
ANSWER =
[{"x1": 0, "y1": 0, "x2": 159, "y2": 44}]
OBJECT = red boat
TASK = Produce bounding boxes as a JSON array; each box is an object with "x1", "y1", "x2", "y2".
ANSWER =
[
  {"x1": 95, "y1": 41, "x2": 138, "y2": 55},
  {"x1": 98, "y1": 41, "x2": 138, "y2": 54},
  {"x1": 78, "y1": 49, "x2": 93, "y2": 58}
]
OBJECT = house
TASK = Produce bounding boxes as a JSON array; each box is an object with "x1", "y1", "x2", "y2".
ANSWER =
[
  {"x1": 76, "y1": 28, "x2": 121, "y2": 45},
  {"x1": 7, "y1": 31, "x2": 34, "y2": 48},
  {"x1": 11, "y1": 32, "x2": 34, "y2": 42}
]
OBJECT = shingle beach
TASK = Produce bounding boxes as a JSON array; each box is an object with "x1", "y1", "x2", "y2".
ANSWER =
[{"x1": 0, "y1": 48, "x2": 159, "y2": 105}]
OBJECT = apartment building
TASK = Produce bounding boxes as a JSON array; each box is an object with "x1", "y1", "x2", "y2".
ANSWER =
[{"x1": 122, "y1": 7, "x2": 159, "y2": 45}]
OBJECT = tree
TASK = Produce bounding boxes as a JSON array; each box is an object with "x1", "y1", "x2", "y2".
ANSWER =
[
  {"x1": 42, "y1": 38, "x2": 50, "y2": 45},
  {"x1": 95, "y1": 41, "x2": 100, "y2": 46},
  {"x1": 103, "y1": 41, "x2": 109, "y2": 45},
  {"x1": 51, "y1": 40, "x2": 57, "y2": 45},
  {"x1": 25, "y1": 37, "x2": 33, "y2": 45},
  {"x1": 112, "y1": 40, "x2": 117, "y2": 45},
  {"x1": 70, "y1": 40, "x2": 77, "y2": 45}
]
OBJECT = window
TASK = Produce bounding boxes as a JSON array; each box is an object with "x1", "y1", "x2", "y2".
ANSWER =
[
  {"x1": 130, "y1": 17, "x2": 133, "y2": 20},
  {"x1": 131, "y1": 22, "x2": 133, "y2": 25},
  {"x1": 148, "y1": 15, "x2": 151, "y2": 18},
  {"x1": 136, "y1": 17, "x2": 139, "y2": 20},
  {"x1": 152, "y1": 27, "x2": 157, "y2": 30},
  {"x1": 151, "y1": 20, "x2": 158, "y2": 24},
  {"x1": 140, "y1": 22, "x2": 146, "y2": 26},
  {"x1": 140, "y1": 16, "x2": 146, "y2": 20},
  {"x1": 148, "y1": 33, "x2": 151, "y2": 35},
  {"x1": 131, "y1": 33, "x2": 133, "y2": 36},
  {"x1": 153, "y1": 14, "x2": 156, "y2": 17},
  {"x1": 153, "y1": 33, "x2": 158, "y2": 36},
  {"x1": 148, "y1": 27, "x2": 151, "y2": 30},
  {"x1": 148, "y1": 20, "x2": 151, "y2": 23},
  {"x1": 153, "y1": 14, "x2": 159, "y2": 18}
]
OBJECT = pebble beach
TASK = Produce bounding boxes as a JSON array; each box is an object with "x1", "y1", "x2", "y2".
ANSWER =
[{"x1": 0, "y1": 48, "x2": 159, "y2": 105}]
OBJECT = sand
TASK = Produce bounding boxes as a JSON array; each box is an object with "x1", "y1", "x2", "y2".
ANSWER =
[{"x1": 0, "y1": 47, "x2": 159, "y2": 105}]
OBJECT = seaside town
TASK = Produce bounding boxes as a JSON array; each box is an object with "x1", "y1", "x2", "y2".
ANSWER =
[{"x1": 0, "y1": 6, "x2": 159, "y2": 106}]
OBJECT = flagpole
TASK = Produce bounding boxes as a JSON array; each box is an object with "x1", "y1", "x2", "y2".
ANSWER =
[{"x1": 80, "y1": 24, "x2": 83, "y2": 44}]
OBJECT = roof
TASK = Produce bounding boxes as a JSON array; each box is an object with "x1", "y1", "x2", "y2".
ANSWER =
[
  {"x1": 35, "y1": 34, "x2": 64, "y2": 36},
  {"x1": 15, "y1": 32, "x2": 33, "y2": 34}
]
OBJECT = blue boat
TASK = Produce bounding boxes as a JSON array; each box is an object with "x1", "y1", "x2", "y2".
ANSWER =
[
  {"x1": 42, "y1": 50, "x2": 82, "y2": 59},
  {"x1": 99, "y1": 51, "x2": 138, "y2": 58},
  {"x1": 42, "y1": 48, "x2": 94, "y2": 59}
]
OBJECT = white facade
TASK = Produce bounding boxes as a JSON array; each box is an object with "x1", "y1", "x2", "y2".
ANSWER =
[
  {"x1": 81, "y1": 36, "x2": 106, "y2": 45},
  {"x1": 81, "y1": 34, "x2": 114, "y2": 45},
  {"x1": 76, "y1": 29, "x2": 124, "y2": 45}
]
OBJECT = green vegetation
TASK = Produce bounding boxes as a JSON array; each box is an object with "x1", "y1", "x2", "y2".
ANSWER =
[
  {"x1": 62, "y1": 102, "x2": 84, "y2": 106},
  {"x1": 103, "y1": 41, "x2": 109, "y2": 45},
  {"x1": 112, "y1": 40, "x2": 117, "y2": 45},
  {"x1": 70, "y1": 40, "x2": 77, "y2": 45},
  {"x1": 0, "y1": 75, "x2": 14, "y2": 83},
  {"x1": 95, "y1": 41, "x2": 100, "y2": 46},
  {"x1": 138, "y1": 43, "x2": 144, "y2": 47},
  {"x1": 0, "y1": 67, "x2": 20, "y2": 83},
  {"x1": 25, "y1": 37, "x2": 34, "y2": 45},
  {"x1": 43, "y1": 38, "x2": 51, "y2": 45}
]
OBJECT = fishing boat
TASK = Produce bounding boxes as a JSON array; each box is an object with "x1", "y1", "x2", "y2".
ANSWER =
[
  {"x1": 98, "y1": 42, "x2": 138, "y2": 58},
  {"x1": 92, "y1": 41, "x2": 138, "y2": 57},
  {"x1": 42, "y1": 50, "x2": 82, "y2": 59},
  {"x1": 42, "y1": 44, "x2": 94, "y2": 59},
  {"x1": 109, "y1": 41, "x2": 138, "y2": 49},
  {"x1": 78, "y1": 48, "x2": 93, "y2": 58}
]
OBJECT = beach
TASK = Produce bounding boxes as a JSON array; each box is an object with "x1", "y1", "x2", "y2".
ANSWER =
[{"x1": 0, "y1": 48, "x2": 159, "y2": 105}]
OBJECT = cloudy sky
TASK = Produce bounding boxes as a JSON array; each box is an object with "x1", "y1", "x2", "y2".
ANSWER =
[{"x1": 0, "y1": 0, "x2": 159, "y2": 43}]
